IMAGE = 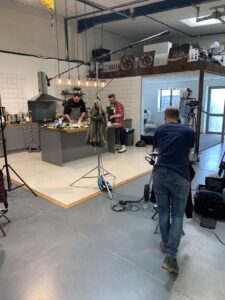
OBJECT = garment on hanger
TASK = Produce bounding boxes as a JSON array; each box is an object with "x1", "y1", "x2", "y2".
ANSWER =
[{"x1": 86, "y1": 99, "x2": 107, "y2": 148}]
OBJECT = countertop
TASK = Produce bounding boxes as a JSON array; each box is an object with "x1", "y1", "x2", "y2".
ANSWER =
[
  {"x1": 40, "y1": 124, "x2": 119, "y2": 133},
  {"x1": 6, "y1": 122, "x2": 38, "y2": 127}
]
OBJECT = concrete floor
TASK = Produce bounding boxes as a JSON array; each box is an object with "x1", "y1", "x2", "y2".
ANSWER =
[{"x1": 0, "y1": 144, "x2": 225, "y2": 300}]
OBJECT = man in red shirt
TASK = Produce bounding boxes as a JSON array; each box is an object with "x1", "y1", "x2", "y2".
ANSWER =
[{"x1": 108, "y1": 93, "x2": 126, "y2": 153}]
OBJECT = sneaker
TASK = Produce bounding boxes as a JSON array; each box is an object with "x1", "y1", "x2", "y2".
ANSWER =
[
  {"x1": 162, "y1": 255, "x2": 179, "y2": 274},
  {"x1": 118, "y1": 145, "x2": 127, "y2": 153},
  {"x1": 114, "y1": 144, "x2": 121, "y2": 151},
  {"x1": 160, "y1": 241, "x2": 166, "y2": 254}
]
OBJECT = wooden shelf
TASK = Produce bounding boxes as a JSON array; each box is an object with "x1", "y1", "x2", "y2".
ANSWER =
[{"x1": 99, "y1": 61, "x2": 225, "y2": 79}]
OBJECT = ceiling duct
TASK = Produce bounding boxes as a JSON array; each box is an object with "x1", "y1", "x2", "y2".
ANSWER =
[
  {"x1": 29, "y1": 72, "x2": 59, "y2": 101},
  {"x1": 196, "y1": 5, "x2": 225, "y2": 24}
]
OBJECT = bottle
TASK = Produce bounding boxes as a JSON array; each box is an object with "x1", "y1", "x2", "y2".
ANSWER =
[{"x1": 28, "y1": 110, "x2": 32, "y2": 122}]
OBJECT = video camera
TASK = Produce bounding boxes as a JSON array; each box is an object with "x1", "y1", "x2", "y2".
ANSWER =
[
  {"x1": 145, "y1": 152, "x2": 158, "y2": 165},
  {"x1": 186, "y1": 98, "x2": 199, "y2": 108}
]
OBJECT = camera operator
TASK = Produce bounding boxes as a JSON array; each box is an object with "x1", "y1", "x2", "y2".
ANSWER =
[{"x1": 152, "y1": 107, "x2": 195, "y2": 274}]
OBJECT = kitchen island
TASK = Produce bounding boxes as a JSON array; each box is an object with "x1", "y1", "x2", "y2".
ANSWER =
[{"x1": 40, "y1": 126, "x2": 115, "y2": 166}]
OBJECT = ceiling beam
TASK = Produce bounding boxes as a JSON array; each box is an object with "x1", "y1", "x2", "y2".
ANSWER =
[
  {"x1": 77, "y1": 0, "x2": 130, "y2": 19},
  {"x1": 77, "y1": 0, "x2": 219, "y2": 32}
]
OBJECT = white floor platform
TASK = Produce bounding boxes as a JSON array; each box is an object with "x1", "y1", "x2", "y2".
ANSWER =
[{"x1": 1, "y1": 146, "x2": 153, "y2": 208}]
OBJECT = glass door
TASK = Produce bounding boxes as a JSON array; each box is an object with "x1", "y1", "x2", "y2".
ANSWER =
[{"x1": 206, "y1": 87, "x2": 225, "y2": 133}]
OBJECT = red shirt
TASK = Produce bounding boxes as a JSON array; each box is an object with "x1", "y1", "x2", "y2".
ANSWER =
[{"x1": 113, "y1": 100, "x2": 124, "y2": 127}]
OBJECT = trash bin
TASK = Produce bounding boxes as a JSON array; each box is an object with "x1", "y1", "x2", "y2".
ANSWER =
[{"x1": 125, "y1": 128, "x2": 135, "y2": 146}]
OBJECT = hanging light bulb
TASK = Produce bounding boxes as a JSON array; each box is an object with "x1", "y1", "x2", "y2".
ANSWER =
[
  {"x1": 101, "y1": 80, "x2": 106, "y2": 87},
  {"x1": 77, "y1": 78, "x2": 81, "y2": 86},
  {"x1": 68, "y1": 75, "x2": 72, "y2": 86},
  {"x1": 94, "y1": 80, "x2": 97, "y2": 87},
  {"x1": 57, "y1": 76, "x2": 62, "y2": 85},
  {"x1": 85, "y1": 78, "x2": 90, "y2": 87}
]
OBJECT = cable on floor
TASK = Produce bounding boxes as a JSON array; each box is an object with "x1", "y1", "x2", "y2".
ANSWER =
[
  {"x1": 110, "y1": 195, "x2": 145, "y2": 212},
  {"x1": 203, "y1": 227, "x2": 225, "y2": 246}
]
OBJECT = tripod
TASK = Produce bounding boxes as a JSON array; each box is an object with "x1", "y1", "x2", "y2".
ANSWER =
[
  {"x1": 69, "y1": 147, "x2": 116, "y2": 199},
  {"x1": 184, "y1": 106, "x2": 200, "y2": 162},
  {"x1": 184, "y1": 106, "x2": 197, "y2": 130},
  {"x1": 0, "y1": 107, "x2": 37, "y2": 196},
  {"x1": 0, "y1": 210, "x2": 11, "y2": 236}
]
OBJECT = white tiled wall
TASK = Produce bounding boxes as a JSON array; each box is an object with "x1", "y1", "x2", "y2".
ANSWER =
[{"x1": 0, "y1": 73, "x2": 27, "y2": 114}]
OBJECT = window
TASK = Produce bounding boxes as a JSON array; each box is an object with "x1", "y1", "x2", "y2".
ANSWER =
[{"x1": 158, "y1": 88, "x2": 181, "y2": 112}]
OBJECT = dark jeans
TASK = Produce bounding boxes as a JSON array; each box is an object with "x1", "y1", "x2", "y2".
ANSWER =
[
  {"x1": 115, "y1": 127, "x2": 125, "y2": 145},
  {"x1": 153, "y1": 167, "x2": 190, "y2": 257}
]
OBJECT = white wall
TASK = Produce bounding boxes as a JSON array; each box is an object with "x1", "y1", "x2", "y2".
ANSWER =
[
  {"x1": 0, "y1": 0, "x2": 142, "y2": 141},
  {"x1": 0, "y1": 52, "x2": 77, "y2": 114},
  {"x1": 0, "y1": 0, "x2": 75, "y2": 59}
]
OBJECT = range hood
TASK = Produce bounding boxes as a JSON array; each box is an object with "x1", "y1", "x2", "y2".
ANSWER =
[
  {"x1": 27, "y1": 72, "x2": 58, "y2": 122},
  {"x1": 29, "y1": 72, "x2": 59, "y2": 101}
]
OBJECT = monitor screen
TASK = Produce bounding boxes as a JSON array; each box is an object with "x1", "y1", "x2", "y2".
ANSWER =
[{"x1": 28, "y1": 101, "x2": 56, "y2": 122}]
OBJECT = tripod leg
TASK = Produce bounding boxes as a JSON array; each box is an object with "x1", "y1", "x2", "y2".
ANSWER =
[
  {"x1": 102, "y1": 175, "x2": 113, "y2": 200},
  {"x1": 154, "y1": 223, "x2": 159, "y2": 234},
  {"x1": 100, "y1": 166, "x2": 116, "y2": 180},
  {"x1": 2, "y1": 165, "x2": 12, "y2": 190},
  {"x1": 0, "y1": 223, "x2": 6, "y2": 237},
  {"x1": 152, "y1": 210, "x2": 158, "y2": 220},
  {"x1": 0, "y1": 212, "x2": 11, "y2": 223},
  {"x1": 69, "y1": 166, "x2": 98, "y2": 186},
  {"x1": 7, "y1": 165, "x2": 37, "y2": 196}
]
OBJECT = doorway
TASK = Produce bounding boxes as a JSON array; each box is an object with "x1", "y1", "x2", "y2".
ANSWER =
[{"x1": 206, "y1": 87, "x2": 225, "y2": 133}]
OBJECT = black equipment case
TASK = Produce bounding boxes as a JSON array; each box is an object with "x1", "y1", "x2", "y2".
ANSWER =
[
  {"x1": 194, "y1": 184, "x2": 225, "y2": 218},
  {"x1": 194, "y1": 151, "x2": 225, "y2": 218}
]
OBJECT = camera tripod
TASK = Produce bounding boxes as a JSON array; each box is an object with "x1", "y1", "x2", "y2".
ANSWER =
[
  {"x1": 184, "y1": 106, "x2": 197, "y2": 130},
  {"x1": 184, "y1": 106, "x2": 200, "y2": 162},
  {"x1": 0, "y1": 107, "x2": 37, "y2": 196}
]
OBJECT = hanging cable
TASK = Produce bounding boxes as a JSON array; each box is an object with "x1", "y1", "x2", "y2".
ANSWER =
[
  {"x1": 84, "y1": 3, "x2": 89, "y2": 86},
  {"x1": 54, "y1": 0, "x2": 61, "y2": 81},
  {"x1": 97, "y1": 79, "x2": 114, "y2": 94},
  {"x1": 75, "y1": 0, "x2": 79, "y2": 61},
  {"x1": 65, "y1": 0, "x2": 71, "y2": 84},
  {"x1": 74, "y1": 0, "x2": 81, "y2": 84}
]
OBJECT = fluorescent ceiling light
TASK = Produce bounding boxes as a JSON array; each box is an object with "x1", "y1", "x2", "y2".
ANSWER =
[{"x1": 180, "y1": 17, "x2": 221, "y2": 27}]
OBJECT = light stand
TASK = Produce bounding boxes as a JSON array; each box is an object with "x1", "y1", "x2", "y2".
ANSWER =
[
  {"x1": 69, "y1": 62, "x2": 116, "y2": 199},
  {"x1": 69, "y1": 147, "x2": 116, "y2": 199},
  {"x1": 0, "y1": 107, "x2": 37, "y2": 196}
]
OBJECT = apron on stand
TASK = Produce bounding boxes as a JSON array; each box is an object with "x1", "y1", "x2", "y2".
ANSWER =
[{"x1": 70, "y1": 107, "x2": 81, "y2": 123}]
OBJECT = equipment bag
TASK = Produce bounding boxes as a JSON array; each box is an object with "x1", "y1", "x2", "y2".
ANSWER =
[
  {"x1": 205, "y1": 176, "x2": 225, "y2": 193},
  {"x1": 194, "y1": 185, "x2": 224, "y2": 218}
]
